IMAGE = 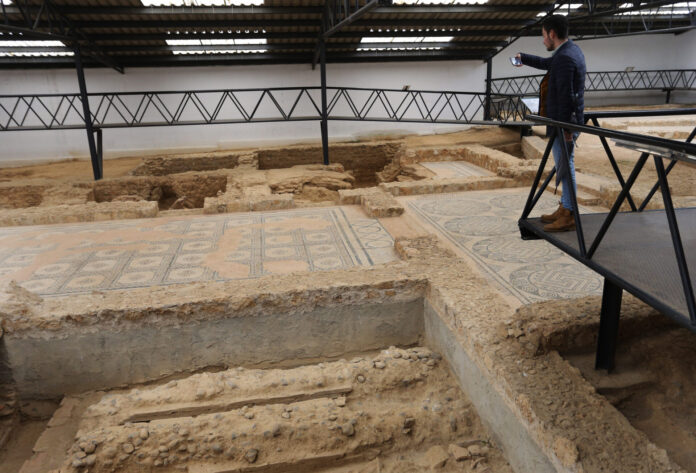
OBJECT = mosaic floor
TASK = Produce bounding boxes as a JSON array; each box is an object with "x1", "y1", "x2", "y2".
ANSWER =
[
  {"x1": 420, "y1": 161, "x2": 493, "y2": 178},
  {"x1": 404, "y1": 188, "x2": 603, "y2": 306},
  {"x1": 0, "y1": 207, "x2": 395, "y2": 297}
]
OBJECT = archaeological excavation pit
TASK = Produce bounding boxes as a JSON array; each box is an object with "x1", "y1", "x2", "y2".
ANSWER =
[{"x1": 0, "y1": 267, "x2": 564, "y2": 473}]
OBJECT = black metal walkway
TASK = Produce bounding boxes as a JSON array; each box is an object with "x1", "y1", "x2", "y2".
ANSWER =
[
  {"x1": 519, "y1": 109, "x2": 696, "y2": 372},
  {"x1": 523, "y1": 209, "x2": 696, "y2": 323}
]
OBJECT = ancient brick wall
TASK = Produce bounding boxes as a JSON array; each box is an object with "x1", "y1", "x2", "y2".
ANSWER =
[{"x1": 257, "y1": 142, "x2": 404, "y2": 185}]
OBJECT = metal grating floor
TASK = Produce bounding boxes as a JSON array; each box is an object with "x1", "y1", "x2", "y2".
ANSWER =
[{"x1": 523, "y1": 208, "x2": 696, "y2": 325}]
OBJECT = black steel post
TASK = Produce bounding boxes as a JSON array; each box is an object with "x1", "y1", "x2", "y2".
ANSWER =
[
  {"x1": 595, "y1": 277, "x2": 623, "y2": 371},
  {"x1": 484, "y1": 58, "x2": 492, "y2": 121},
  {"x1": 74, "y1": 47, "x2": 103, "y2": 180},
  {"x1": 591, "y1": 117, "x2": 637, "y2": 211},
  {"x1": 95, "y1": 127, "x2": 103, "y2": 178},
  {"x1": 654, "y1": 155, "x2": 696, "y2": 324},
  {"x1": 319, "y1": 38, "x2": 329, "y2": 165}
]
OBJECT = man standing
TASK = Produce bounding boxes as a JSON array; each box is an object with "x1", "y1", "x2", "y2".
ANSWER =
[{"x1": 515, "y1": 15, "x2": 586, "y2": 232}]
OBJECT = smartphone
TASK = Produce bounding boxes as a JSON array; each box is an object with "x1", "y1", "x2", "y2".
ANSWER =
[{"x1": 510, "y1": 56, "x2": 522, "y2": 66}]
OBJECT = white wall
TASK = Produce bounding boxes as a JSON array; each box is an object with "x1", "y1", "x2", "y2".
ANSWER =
[
  {"x1": 2, "y1": 31, "x2": 694, "y2": 165},
  {"x1": 493, "y1": 31, "x2": 696, "y2": 106},
  {"x1": 0, "y1": 60, "x2": 486, "y2": 164}
]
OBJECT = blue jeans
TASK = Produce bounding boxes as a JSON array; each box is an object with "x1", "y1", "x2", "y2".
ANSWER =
[{"x1": 552, "y1": 135, "x2": 577, "y2": 211}]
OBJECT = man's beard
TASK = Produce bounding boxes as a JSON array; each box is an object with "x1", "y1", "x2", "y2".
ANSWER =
[{"x1": 546, "y1": 44, "x2": 555, "y2": 52}]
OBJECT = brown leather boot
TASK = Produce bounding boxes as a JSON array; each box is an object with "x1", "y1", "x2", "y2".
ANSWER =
[
  {"x1": 543, "y1": 207, "x2": 575, "y2": 232},
  {"x1": 541, "y1": 203, "x2": 564, "y2": 223}
]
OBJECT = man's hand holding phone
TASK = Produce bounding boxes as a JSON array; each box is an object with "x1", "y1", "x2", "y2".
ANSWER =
[{"x1": 510, "y1": 54, "x2": 523, "y2": 67}]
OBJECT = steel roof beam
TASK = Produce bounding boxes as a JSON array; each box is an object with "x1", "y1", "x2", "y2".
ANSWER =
[
  {"x1": 0, "y1": 49, "x2": 484, "y2": 66},
  {"x1": 0, "y1": 41, "x2": 501, "y2": 53},
  {"x1": 67, "y1": 18, "x2": 529, "y2": 29},
  {"x1": 49, "y1": 30, "x2": 515, "y2": 42},
  {"x1": 17, "y1": 4, "x2": 554, "y2": 16}
]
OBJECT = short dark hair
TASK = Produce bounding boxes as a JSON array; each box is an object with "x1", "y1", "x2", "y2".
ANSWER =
[{"x1": 542, "y1": 15, "x2": 569, "y2": 39}]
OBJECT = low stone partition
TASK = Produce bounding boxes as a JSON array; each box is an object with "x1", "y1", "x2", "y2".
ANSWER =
[
  {"x1": 93, "y1": 173, "x2": 228, "y2": 209},
  {"x1": 460, "y1": 144, "x2": 525, "y2": 173},
  {"x1": 521, "y1": 135, "x2": 548, "y2": 160},
  {"x1": 0, "y1": 184, "x2": 50, "y2": 209},
  {"x1": 257, "y1": 142, "x2": 404, "y2": 185},
  {"x1": 0, "y1": 201, "x2": 158, "y2": 227},
  {"x1": 130, "y1": 151, "x2": 256, "y2": 176},
  {"x1": 380, "y1": 176, "x2": 519, "y2": 197}
]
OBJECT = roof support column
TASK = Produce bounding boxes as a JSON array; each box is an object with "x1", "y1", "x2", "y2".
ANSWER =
[
  {"x1": 484, "y1": 57, "x2": 492, "y2": 121},
  {"x1": 74, "y1": 47, "x2": 103, "y2": 180},
  {"x1": 319, "y1": 37, "x2": 329, "y2": 165}
]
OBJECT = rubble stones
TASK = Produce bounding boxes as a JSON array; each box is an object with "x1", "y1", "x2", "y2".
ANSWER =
[
  {"x1": 424, "y1": 445, "x2": 449, "y2": 469},
  {"x1": 244, "y1": 449, "x2": 259, "y2": 463}
]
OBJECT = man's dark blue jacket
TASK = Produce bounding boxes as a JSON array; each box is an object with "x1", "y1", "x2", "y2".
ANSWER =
[{"x1": 520, "y1": 40, "x2": 586, "y2": 135}]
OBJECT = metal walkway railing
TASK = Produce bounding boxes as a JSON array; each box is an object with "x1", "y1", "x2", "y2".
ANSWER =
[
  {"x1": 518, "y1": 109, "x2": 696, "y2": 372},
  {"x1": 492, "y1": 69, "x2": 696, "y2": 100},
  {"x1": 0, "y1": 86, "x2": 528, "y2": 132}
]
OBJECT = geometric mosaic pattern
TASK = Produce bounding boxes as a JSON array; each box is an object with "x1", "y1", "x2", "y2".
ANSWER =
[
  {"x1": 408, "y1": 189, "x2": 603, "y2": 305},
  {"x1": 0, "y1": 207, "x2": 395, "y2": 297},
  {"x1": 420, "y1": 161, "x2": 493, "y2": 178}
]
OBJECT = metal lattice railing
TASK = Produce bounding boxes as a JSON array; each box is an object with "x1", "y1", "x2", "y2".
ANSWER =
[
  {"x1": 0, "y1": 86, "x2": 528, "y2": 132},
  {"x1": 491, "y1": 69, "x2": 696, "y2": 95}
]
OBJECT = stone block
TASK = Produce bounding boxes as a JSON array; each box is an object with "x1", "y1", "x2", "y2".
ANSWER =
[
  {"x1": 248, "y1": 193, "x2": 294, "y2": 211},
  {"x1": 360, "y1": 191, "x2": 404, "y2": 218},
  {"x1": 338, "y1": 187, "x2": 381, "y2": 205}
]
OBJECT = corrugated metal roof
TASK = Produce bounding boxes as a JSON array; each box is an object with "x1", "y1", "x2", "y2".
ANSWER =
[{"x1": 1, "y1": 0, "x2": 693, "y2": 68}]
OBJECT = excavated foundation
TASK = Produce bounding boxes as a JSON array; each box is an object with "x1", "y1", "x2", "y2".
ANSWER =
[{"x1": 52, "y1": 347, "x2": 515, "y2": 473}]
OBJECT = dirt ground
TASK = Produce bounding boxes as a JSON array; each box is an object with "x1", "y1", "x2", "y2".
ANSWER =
[
  {"x1": 566, "y1": 323, "x2": 696, "y2": 472},
  {"x1": 574, "y1": 133, "x2": 696, "y2": 196},
  {"x1": 26, "y1": 347, "x2": 513, "y2": 473},
  {"x1": 0, "y1": 420, "x2": 49, "y2": 473}
]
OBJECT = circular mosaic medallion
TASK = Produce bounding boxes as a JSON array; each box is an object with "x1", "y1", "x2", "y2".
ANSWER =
[
  {"x1": 418, "y1": 198, "x2": 491, "y2": 217},
  {"x1": 509, "y1": 263, "x2": 602, "y2": 299},
  {"x1": 443, "y1": 216, "x2": 517, "y2": 237},
  {"x1": 472, "y1": 238, "x2": 557, "y2": 263},
  {"x1": 489, "y1": 194, "x2": 558, "y2": 211}
]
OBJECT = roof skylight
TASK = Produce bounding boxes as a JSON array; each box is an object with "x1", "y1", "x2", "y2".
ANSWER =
[
  {"x1": 537, "y1": 3, "x2": 583, "y2": 16},
  {"x1": 618, "y1": 1, "x2": 695, "y2": 15},
  {"x1": 0, "y1": 39, "x2": 73, "y2": 57},
  {"x1": 361, "y1": 36, "x2": 453, "y2": 43},
  {"x1": 167, "y1": 38, "x2": 266, "y2": 45},
  {"x1": 172, "y1": 49, "x2": 267, "y2": 54},
  {"x1": 142, "y1": 0, "x2": 263, "y2": 6},
  {"x1": 393, "y1": 0, "x2": 487, "y2": 4},
  {"x1": 357, "y1": 46, "x2": 443, "y2": 51},
  {"x1": 167, "y1": 37, "x2": 267, "y2": 54}
]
